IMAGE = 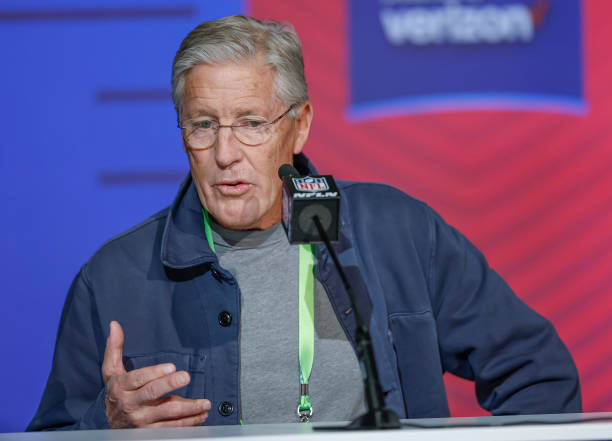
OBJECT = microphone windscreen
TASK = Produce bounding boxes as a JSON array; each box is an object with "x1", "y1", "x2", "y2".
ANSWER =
[{"x1": 278, "y1": 164, "x2": 300, "y2": 179}]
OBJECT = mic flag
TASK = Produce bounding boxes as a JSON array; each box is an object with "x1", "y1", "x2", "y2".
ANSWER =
[{"x1": 278, "y1": 164, "x2": 340, "y2": 244}]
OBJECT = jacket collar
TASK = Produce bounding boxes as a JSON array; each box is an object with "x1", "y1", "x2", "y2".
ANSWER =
[{"x1": 160, "y1": 153, "x2": 318, "y2": 270}]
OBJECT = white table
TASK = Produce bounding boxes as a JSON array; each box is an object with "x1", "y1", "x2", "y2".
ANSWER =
[{"x1": 3, "y1": 413, "x2": 612, "y2": 441}]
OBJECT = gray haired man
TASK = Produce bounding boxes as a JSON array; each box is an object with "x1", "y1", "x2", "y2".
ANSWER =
[{"x1": 28, "y1": 15, "x2": 581, "y2": 431}]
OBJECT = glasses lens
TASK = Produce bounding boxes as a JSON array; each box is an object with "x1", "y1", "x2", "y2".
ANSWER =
[
  {"x1": 184, "y1": 124, "x2": 215, "y2": 149},
  {"x1": 233, "y1": 125, "x2": 270, "y2": 146}
]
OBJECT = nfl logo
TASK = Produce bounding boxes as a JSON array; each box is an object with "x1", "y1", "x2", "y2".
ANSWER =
[{"x1": 292, "y1": 176, "x2": 329, "y2": 192}]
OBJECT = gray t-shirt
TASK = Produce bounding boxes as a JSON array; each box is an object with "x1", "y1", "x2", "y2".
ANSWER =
[{"x1": 210, "y1": 221, "x2": 366, "y2": 423}]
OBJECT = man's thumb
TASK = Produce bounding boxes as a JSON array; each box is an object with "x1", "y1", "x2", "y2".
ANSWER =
[{"x1": 102, "y1": 320, "x2": 126, "y2": 382}]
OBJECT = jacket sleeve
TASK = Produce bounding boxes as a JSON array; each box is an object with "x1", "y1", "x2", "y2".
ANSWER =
[
  {"x1": 427, "y1": 208, "x2": 582, "y2": 414},
  {"x1": 27, "y1": 266, "x2": 111, "y2": 430}
]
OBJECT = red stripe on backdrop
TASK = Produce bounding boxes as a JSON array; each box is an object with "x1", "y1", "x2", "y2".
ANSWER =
[
  {"x1": 487, "y1": 139, "x2": 612, "y2": 266},
  {"x1": 248, "y1": 0, "x2": 612, "y2": 415}
]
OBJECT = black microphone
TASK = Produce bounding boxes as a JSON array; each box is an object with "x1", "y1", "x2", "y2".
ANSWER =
[
  {"x1": 278, "y1": 164, "x2": 340, "y2": 244},
  {"x1": 278, "y1": 164, "x2": 401, "y2": 430}
]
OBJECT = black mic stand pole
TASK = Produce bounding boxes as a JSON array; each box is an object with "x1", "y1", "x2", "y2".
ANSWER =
[{"x1": 311, "y1": 216, "x2": 401, "y2": 430}]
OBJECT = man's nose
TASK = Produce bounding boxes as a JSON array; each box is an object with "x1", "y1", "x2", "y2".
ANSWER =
[{"x1": 214, "y1": 126, "x2": 243, "y2": 167}]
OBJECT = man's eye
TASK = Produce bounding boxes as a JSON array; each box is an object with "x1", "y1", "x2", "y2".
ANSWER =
[
  {"x1": 245, "y1": 120, "x2": 264, "y2": 128},
  {"x1": 198, "y1": 120, "x2": 214, "y2": 129}
]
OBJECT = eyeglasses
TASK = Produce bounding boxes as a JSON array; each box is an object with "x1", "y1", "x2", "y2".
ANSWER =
[{"x1": 178, "y1": 105, "x2": 295, "y2": 150}]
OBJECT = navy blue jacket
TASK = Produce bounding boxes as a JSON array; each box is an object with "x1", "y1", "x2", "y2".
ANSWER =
[{"x1": 28, "y1": 154, "x2": 581, "y2": 430}]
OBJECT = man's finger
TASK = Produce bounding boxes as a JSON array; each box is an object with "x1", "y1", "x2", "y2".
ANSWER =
[
  {"x1": 118, "y1": 363, "x2": 176, "y2": 391},
  {"x1": 102, "y1": 321, "x2": 126, "y2": 382},
  {"x1": 147, "y1": 412, "x2": 209, "y2": 428},
  {"x1": 136, "y1": 396, "x2": 211, "y2": 426},
  {"x1": 131, "y1": 371, "x2": 192, "y2": 403}
]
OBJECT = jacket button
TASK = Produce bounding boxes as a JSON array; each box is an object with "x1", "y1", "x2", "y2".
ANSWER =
[
  {"x1": 210, "y1": 267, "x2": 222, "y2": 281},
  {"x1": 218, "y1": 401, "x2": 234, "y2": 417},
  {"x1": 218, "y1": 311, "x2": 232, "y2": 327}
]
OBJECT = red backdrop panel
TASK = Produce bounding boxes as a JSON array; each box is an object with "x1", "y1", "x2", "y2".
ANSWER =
[{"x1": 249, "y1": 0, "x2": 612, "y2": 416}]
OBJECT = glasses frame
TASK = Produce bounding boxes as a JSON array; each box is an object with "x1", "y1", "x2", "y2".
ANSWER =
[{"x1": 178, "y1": 104, "x2": 296, "y2": 149}]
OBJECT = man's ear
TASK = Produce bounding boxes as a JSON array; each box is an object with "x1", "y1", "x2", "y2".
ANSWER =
[{"x1": 292, "y1": 101, "x2": 314, "y2": 155}]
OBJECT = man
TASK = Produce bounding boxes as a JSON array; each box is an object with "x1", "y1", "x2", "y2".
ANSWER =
[{"x1": 28, "y1": 15, "x2": 581, "y2": 430}]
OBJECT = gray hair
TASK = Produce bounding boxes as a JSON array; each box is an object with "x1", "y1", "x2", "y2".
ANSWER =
[{"x1": 172, "y1": 15, "x2": 309, "y2": 120}]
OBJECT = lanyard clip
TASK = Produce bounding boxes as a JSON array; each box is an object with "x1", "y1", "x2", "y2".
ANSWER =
[
  {"x1": 297, "y1": 404, "x2": 313, "y2": 423},
  {"x1": 297, "y1": 385, "x2": 313, "y2": 422}
]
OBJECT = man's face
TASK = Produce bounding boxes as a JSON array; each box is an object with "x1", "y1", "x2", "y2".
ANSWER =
[{"x1": 180, "y1": 59, "x2": 313, "y2": 230}]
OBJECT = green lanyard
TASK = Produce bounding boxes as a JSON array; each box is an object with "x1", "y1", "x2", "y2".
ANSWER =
[
  {"x1": 297, "y1": 242, "x2": 315, "y2": 422},
  {"x1": 202, "y1": 210, "x2": 315, "y2": 423}
]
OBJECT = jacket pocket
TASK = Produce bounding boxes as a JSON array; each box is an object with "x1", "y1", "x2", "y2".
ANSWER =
[
  {"x1": 123, "y1": 351, "x2": 207, "y2": 399},
  {"x1": 388, "y1": 311, "x2": 450, "y2": 417}
]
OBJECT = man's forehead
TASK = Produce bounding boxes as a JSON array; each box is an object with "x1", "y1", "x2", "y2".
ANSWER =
[
  {"x1": 182, "y1": 60, "x2": 283, "y2": 118},
  {"x1": 184, "y1": 103, "x2": 275, "y2": 119}
]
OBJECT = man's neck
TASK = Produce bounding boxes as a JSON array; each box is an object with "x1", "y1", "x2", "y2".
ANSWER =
[{"x1": 209, "y1": 218, "x2": 285, "y2": 250}]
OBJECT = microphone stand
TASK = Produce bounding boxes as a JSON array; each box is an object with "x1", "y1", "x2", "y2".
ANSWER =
[{"x1": 312, "y1": 216, "x2": 401, "y2": 430}]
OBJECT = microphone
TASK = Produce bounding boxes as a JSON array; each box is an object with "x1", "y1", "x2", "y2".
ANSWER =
[
  {"x1": 278, "y1": 164, "x2": 401, "y2": 430},
  {"x1": 278, "y1": 164, "x2": 340, "y2": 244},
  {"x1": 278, "y1": 163, "x2": 299, "y2": 179}
]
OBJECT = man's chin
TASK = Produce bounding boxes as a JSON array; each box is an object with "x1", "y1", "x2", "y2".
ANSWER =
[
  {"x1": 206, "y1": 197, "x2": 282, "y2": 231},
  {"x1": 209, "y1": 210, "x2": 260, "y2": 231},
  {"x1": 213, "y1": 210, "x2": 282, "y2": 231}
]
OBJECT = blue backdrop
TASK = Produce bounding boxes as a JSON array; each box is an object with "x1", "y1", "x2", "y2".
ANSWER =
[{"x1": 0, "y1": 0, "x2": 244, "y2": 432}]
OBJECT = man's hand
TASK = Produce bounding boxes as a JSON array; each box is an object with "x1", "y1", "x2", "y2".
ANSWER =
[{"x1": 102, "y1": 321, "x2": 211, "y2": 428}]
